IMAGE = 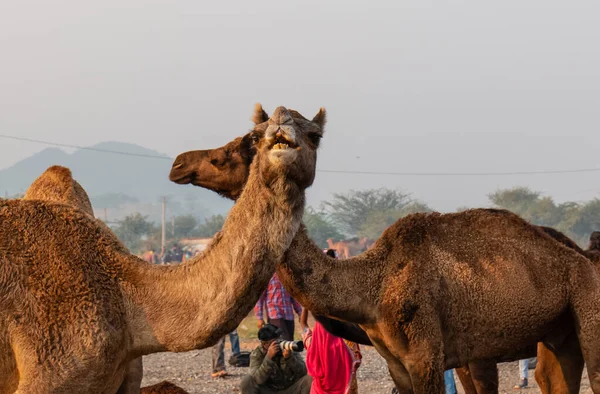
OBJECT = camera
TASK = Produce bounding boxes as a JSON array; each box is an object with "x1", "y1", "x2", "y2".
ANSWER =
[{"x1": 277, "y1": 340, "x2": 304, "y2": 352}]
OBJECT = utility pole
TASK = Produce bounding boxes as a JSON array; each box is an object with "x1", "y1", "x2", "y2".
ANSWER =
[
  {"x1": 104, "y1": 208, "x2": 108, "y2": 222},
  {"x1": 172, "y1": 216, "x2": 176, "y2": 239},
  {"x1": 161, "y1": 197, "x2": 166, "y2": 256}
]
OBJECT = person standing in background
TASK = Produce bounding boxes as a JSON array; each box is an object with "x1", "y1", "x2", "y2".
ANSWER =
[
  {"x1": 211, "y1": 329, "x2": 241, "y2": 378},
  {"x1": 255, "y1": 273, "x2": 303, "y2": 341}
]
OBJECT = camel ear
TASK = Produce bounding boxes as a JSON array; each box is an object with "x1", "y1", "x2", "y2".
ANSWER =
[
  {"x1": 251, "y1": 103, "x2": 269, "y2": 125},
  {"x1": 312, "y1": 108, "x2": 327, "y2": 129}
]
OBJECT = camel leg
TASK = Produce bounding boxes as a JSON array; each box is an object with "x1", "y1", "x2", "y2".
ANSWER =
[
  {"x1": 535, "y1": 334, "x2": 583, "y2": 394},
  {"x1": 387, "y1": 359, "x2": 414, "y2": 394},
  {"x1": 456, "y1": 366, "x2": 479, "y2": 394},
  {"x1": 117, "y1": 358, "x2": 144, "y2": 394},
  {"x1": 456, "y1": 361, "x2": 498, "y2": 394},
  {"x1": 367, "y1": 331, "x2": 414, "y2": 393},
  {"x1": 467, "y1": 360, "x2": 498, "y2": 394},
  {"x1": 402, "y1": 350, "x2": 445, "y2": 394},
  {"x1": 569, "y1": 267, "x2": 600, "y2": 393}
]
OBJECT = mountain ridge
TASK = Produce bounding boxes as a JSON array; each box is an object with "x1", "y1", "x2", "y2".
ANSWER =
[{"x1": 0, "y1": 142, "x2": 231, "y2": 221}]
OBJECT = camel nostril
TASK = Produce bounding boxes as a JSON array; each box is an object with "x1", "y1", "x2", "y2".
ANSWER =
[{"x1": 172, "y1": 162, "x2": 184, "y2": 170}]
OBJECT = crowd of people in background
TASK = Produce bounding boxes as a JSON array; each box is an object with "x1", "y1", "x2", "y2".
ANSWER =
[{"x1": 140, "y1": 243, "x2": 199, "y2": 265}]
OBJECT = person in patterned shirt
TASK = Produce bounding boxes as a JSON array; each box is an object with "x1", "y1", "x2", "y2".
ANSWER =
[{"x1": 255, "y1": 273, "x2": 303, "y2": 341}]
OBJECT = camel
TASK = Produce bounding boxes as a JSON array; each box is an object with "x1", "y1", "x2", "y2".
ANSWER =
[
  {"x1": 171, "y1": 125, "x2": 600, "y2": 394},
  {"x1": 21, "y1": 166, "x2": 189, "y2": 394},
  {"x1": 326, "y1": 237, "x2": 368, "y2": 258},
  {"x1": 173, "y1": 124, "x2": 600, "y2": 394},
  {"x1": 169, "y1": 111, "x2": 600, "y2": 394},
  {"x1": 0, "y1": 105, "x2": 324, "y2": 394}
]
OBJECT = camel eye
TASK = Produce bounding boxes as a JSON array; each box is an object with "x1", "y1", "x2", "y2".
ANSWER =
[
  {"x1": 307, "y1": 132, "x2": 322, "y2": 146},
  {"x1": 251, "y1": 134, "x2": 260, "y2": 144}
]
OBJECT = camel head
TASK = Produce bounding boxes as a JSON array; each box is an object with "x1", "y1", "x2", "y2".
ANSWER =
[
  {"x1": 170, "y1": 103, "x2": 327, "y2": 197},
  {"x1": 590, "y1": 231, "x2": 600, "y2": 251},
  {"x1": 169, "y1": 134, "x2": 257, "y2": 200}
]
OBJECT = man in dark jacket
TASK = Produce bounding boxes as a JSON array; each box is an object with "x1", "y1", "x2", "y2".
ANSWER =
[{"x1": 240, "y1": 324, "x2": 311, "y2": 394}]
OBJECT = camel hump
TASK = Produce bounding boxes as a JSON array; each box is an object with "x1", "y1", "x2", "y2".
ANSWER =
[
  {"x1": 23, "y1": 165, "x2": 94, "y2": 216},
  {"x1": 140, "y1": 381, "x2": 189, "y2": 393}
]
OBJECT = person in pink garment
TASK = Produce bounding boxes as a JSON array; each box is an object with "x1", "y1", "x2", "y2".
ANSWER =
[{"x1": 299, "y1": 248, "x2": 362, "y2": 394}]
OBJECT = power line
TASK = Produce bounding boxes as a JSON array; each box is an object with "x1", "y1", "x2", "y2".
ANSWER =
[
  {"x1": 0, "y1": 134, "x2": 172, "y2": 160},
  {"x1": 2, "y1": 133, "x2": 600, "y2": 177},
  {"x1": 317, "y1": 168, "x2": 600, "y2": 176}
]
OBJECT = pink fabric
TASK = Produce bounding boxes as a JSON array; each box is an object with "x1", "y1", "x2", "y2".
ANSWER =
[{"x1": 303, "y1": 322, "x2": 355, "y2": 394}]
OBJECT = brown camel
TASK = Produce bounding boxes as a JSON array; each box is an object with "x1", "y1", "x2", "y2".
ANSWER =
[
  {"x1": 172, "y1": 125, "x2": 600, "y2": 394},
  {"x1": 326, "y1": 237, "x2": 368, "y2": 259},
  {"x1": 0, "y1": 105, "x2": 324, "y2": 394},
  {"x1": 22, "y1": 166, "x2": 188, "y2": 394},
  {"x1": 169, "y1": 113, "x2": 600, "y2": 394}
]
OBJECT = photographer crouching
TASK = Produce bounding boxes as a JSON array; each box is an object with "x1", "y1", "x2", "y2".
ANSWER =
[{"x1": 241, "y1": 324, "x2": 312, "y2": 394}]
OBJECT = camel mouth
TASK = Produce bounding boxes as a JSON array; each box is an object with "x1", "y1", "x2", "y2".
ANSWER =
[
  {"x1": 169, "y1": 170, "x2": 196, "y2": 185},
  {"x1": 269, "y1": 133, "x2": 298, "y2": 151}
]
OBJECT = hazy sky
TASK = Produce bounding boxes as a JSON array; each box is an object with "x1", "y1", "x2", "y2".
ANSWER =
[{"x1": 1, "y1": 0, "x2": 599, "y2": 211}]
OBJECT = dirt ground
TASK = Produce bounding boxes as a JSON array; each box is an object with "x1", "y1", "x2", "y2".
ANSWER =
[{"x1": 141, "y1": 340, "x2": 594, "y2": 393}]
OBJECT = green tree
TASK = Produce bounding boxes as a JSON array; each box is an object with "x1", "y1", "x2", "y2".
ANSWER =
[
  {"x1": 195, "y1": 214, "x2": 225, "y2": 237},
  {"x1": 569, "y1": 199, "x2": 600, "y2": 245},
  {"x1": 112, "y1": 213, "x2": 157, "y2": 253},
  {"x1": 323, "y1": 188, "x2": 412, "y2": 236},
  {"x1": 489, "y1": 187, "x2": 600, "y2": 247},
  {"x1": 303, "y1": 207, "x2": 344, "y2": 248},
  {"x1": 488, "y1": 187, "x2": 541, "y2": 217},
  {"x1": 170, "y1": 215, "x2": 198, "y2": 239},
  {"x1": 489, "y1": 187, "x2": 565, "y2": 226},
  {"x1": 359, "y1": 202, "x2": 432, "y2": 240}
]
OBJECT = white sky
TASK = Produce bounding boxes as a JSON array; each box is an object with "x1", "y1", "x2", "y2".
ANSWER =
[{"x1": 1, "y1": 0, "x2": 599, "y2": 211}]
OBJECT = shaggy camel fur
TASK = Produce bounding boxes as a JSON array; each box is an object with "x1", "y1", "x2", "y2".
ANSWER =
[
  {"x1": 453, "y1": 227, "x2": 600, "y2": 394},
  {"x1": 22, "y1": 166, "x2": 187, "y2": 394},
  {"x1": 170, "y1": 115, "x2": 600, "y2": 394},
  {"x1": 0, "y1": 105, "x2": 324, "y2": 394},
  {"x1": 530, "y1": 230, "x2": 600, "y2": 394},
  {"x1": 23, "y1": 165, "x2": 94, "y2": 216},
  {"x1": 326, "y1": 237, "x2": 368, "y2": 259}
]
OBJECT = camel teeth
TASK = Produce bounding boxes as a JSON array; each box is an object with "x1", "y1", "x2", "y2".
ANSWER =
[{"x1": 272, "y1": 143, "x2": 289, "y2": 150}]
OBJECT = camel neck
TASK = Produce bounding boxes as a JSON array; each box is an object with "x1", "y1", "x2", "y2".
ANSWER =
[
  {"x1": 276, "y1": 226, "x2": 382, "y2": 324},
  {"x1": 123, "y1": 158, "x2": 305, "y2": 355}
]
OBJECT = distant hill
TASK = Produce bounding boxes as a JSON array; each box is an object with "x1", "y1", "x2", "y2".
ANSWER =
[{"x1": 0, "y1": 142, "x2": 232, "y2": 221}]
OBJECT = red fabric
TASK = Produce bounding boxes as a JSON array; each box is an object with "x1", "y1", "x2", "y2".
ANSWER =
[{"x1": 304, "y1": 322, "x2": 354, "y2": 394}]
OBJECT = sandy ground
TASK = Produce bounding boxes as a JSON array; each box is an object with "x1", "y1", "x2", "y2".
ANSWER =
[{"x1": 141, "y1": 340, "x2": 593, "y2": 393}]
